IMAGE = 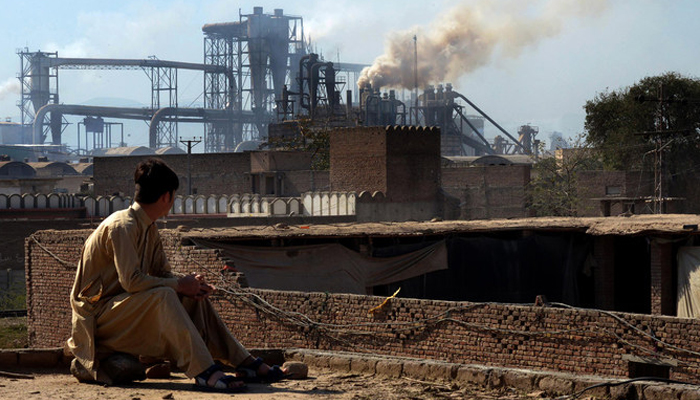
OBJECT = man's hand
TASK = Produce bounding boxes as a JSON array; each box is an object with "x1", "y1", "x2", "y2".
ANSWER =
[
  {"x1": 194, "y1": 274, "x2": 215, "y2": 300},
  {"x1": 177, "y1": 273, "x2": 215, "y2": 300}
]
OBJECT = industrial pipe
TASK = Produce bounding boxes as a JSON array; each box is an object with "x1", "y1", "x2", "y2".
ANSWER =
[
  {"x1": 33, "y1": 104, "x2": 153, "y2": 144},
  {"x1": 452, "y1": 92, "x2": 527, "y2": 153},
  {"x1": 310, "y1": 61, "x2": 333, "y2": 118},
  {"x1": 297, "y1": 54, "x2": 315, "y2": 110},
  {"x1": 33, "y1": 104, "x2": 254, "y2": 148},
  {"x1": 452, "y1": 106, "x2": 494, "y2": 153},
  {"x1": 148, "y1": 107, "x2": 256, "y2": 148}
]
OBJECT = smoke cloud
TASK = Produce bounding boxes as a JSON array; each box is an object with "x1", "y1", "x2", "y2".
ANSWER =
[
  {"x1": 0, "y1": 78, "x2": 20, "y2": 101},
  {"x1": 358, "y1": 0, "x2": 608, "y2": 90}
]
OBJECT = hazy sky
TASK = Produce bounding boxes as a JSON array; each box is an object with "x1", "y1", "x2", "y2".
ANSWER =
[{"x1": 0, "y1": 0, "x2": 696, "y2": 149}]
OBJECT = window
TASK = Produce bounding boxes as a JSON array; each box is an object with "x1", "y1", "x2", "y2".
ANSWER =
[
  {"x1": 606, "y1": 186, "x2": 622, "y2": 196},
  {"x1": 265, "y1": 176, "x2": 275, "y2": 195}
]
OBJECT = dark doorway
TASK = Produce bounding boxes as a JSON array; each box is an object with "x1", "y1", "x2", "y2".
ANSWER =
[{"x1": 613, "y1": 237, "x2": 651, "y2": 314}]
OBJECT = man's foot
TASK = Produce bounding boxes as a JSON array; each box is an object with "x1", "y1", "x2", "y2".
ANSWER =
[
  {"x1": 235, "y1": 356, "x2": 291, "y2": 383},
  {"x1": 194, "y1": 364, "x2": 247, "y2": 393}
]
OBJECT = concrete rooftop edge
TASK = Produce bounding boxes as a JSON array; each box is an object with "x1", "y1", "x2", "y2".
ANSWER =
[{"x1": 1, "y1": 347, "x2": 698, "y2": 399}]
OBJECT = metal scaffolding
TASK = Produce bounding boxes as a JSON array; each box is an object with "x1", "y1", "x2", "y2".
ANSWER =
[
  {"x1": 17, "y1": 49, "x2": 222, "y2": 151},
  {"x1": 202, "y1": 7, "x2": 305, "y2": 153},
  {"x1": 18, "y1": 50, "x2": 60, "y2": 144}
]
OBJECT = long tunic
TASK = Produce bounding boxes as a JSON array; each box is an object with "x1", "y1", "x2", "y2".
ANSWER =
[{"x1": 67, "y1": 202, "x2": 249, "y2": 380}]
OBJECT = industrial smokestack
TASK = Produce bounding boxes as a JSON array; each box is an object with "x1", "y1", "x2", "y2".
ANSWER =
[{"x1": 358, "y1": 0, "x2": 608, "y2": 90}]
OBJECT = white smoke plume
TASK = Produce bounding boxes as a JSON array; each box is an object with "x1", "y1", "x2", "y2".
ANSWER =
[
  {"x1": 358, "y1": 0, "x2": 608, "y2": 90},
  {"x1": 0, "y1": 78, "x2": 20, "y2": 101}
]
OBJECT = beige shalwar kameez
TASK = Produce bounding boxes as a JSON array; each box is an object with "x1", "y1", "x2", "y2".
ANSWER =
[{"x1": 67, "y1": 202, "x2": 250, "y2": 380}]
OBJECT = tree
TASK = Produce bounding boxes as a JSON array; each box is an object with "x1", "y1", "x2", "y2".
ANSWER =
[
  {"x1": 528, "y1": 137, "x2": 601, "y2": 217},
  {"x1": 584, "y1": 72, "x2": 700, "y2": 171},
  {"x1": 584, "y1": 72, "x2": 700, "y2": 211}
]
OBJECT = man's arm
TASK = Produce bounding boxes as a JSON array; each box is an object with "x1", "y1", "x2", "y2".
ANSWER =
[{"x1": 111, "y1": 225, "x2": 179, "y2": 293}]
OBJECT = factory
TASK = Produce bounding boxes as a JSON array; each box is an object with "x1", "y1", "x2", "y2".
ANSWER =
[
  {"x1": 5, "y1": 6, "x2": 700, "y2": 397},
  {"x1": 2, "y1": 6, "x2": 534, "y2": 161}
]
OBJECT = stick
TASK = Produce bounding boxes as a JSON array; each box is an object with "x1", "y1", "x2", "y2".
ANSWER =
[{"x1": 0, "y1": 370, "x2": 34, "y2": 379}]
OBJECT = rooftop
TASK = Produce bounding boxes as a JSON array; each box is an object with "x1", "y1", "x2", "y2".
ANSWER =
[{"x1": 175, "y1": 214, "x2": 700, "y2": 241}]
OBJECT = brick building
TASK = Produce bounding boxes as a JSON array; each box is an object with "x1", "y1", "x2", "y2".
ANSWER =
[
  {"x1": 93, "y1": 151, "x2": 328, "y2": 197},
  {"x1": 330, "y1": 126, "x2": 441, "y2": 202},
  {"x1": 330, "y1": 126, "x2": 442, "y2": 221},
  {"x1": 24, "y1": 214, "x2": 700, "y2": 384},
  {"x1": 441, "y1": 156, "x2": 532, "y2": 220}
]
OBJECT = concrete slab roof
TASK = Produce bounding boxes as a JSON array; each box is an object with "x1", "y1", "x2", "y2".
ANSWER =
[{"x1": 177, "y1": 214, "x2": 700, "y2": 241}]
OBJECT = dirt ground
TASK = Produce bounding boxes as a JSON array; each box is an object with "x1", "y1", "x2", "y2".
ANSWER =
[{"x1": 0, "y1": 366, "x2": 540, "y2": 400}]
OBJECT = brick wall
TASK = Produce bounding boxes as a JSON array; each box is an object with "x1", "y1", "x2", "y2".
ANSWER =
[
  {"x1": 213, "y1": 289, "x2": 700, "y2": 383},
  {"x1": 24, "y1": 229, "x2": 232, "y2": 347},
  {"x1": 25, "y1": 228, "x2": 700, "y2": 384},
  {"x1": 330, "y1": 126, "x2": 440, "y2": 203},
  {"x1": 592, "y1": 236, "x2": 615, "y2": 311},
  {"x1": 93, "y1": 153, "x2": 251, "y2": 197},
  {"x1": 250, "y1": 151, "x2": 313, "y2": 173},
  {"x1": 330, "y1": 127, "x2": 387, "y2": 194},
  {"x1": 441, "y1": 165, "x2": 530, "y2": 220},
  {"x1": 284, "y1": 170, "x2": 330, "y2": 195},
  {"x1": 650, "y1": 240, "x2": 674, "y2": 316},
  {"x1": 577, "y1": 170, "x2": 654, "y2": 217},
  {"x1": 385, "y1": 127, "x2": 440, "y2": 202}
]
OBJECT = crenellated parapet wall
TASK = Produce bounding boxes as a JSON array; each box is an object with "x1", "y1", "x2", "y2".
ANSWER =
[{"x1": 0, "y1": 191, "x2": 358, "y2": 219}]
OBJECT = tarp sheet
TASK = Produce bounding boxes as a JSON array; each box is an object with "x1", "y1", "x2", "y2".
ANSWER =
[
  {"x1": 191, "y1": 239, "x2": 448, "y2": 294},
  {"x1": 676, "y1": 247, "x2": 700, "y2": 318},
  {"x1": 375, "y1": 234, "x2": 593, "y2": 305}
]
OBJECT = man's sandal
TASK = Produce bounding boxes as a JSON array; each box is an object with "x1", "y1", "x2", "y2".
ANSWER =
[
  {"x1": 235, "y1": 357, "x2": 291, "y2": 383},
  {"x1": 193, "y1": 364, "x2": 247, "y2": 393}
]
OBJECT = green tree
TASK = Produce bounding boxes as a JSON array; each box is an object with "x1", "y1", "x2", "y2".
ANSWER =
[
  {"x1": 584, "y1": 72, "x2": 700, "y2": 172},
  {"x1": 528, "y1": 139, "x2": 601, "y2": 217}
]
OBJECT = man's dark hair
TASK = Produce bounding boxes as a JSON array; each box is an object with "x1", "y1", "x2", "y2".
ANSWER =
[{"x1": 133, "y1": 158, "x2": 179, "y2": 204}]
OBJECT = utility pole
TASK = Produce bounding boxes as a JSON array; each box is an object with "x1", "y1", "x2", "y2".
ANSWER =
[
  {"x1": 180, "y1": 137, "x2": 202, "y2": 195},
  {"x1": 635, "y1": 84, "x2": 697, "y2": 213},
  {"x1": 413, "y1": 34, "x2": 418, "y2": 125}
]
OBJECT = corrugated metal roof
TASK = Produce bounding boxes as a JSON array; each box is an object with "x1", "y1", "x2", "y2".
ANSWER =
[{"x1": 92, "y1": 146, "x2": 155, "y2": 156}]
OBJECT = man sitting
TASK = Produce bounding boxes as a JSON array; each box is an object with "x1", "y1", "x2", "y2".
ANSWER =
[{"x1": 67, "y1": 158, "x2": 286, "y2": 392}]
